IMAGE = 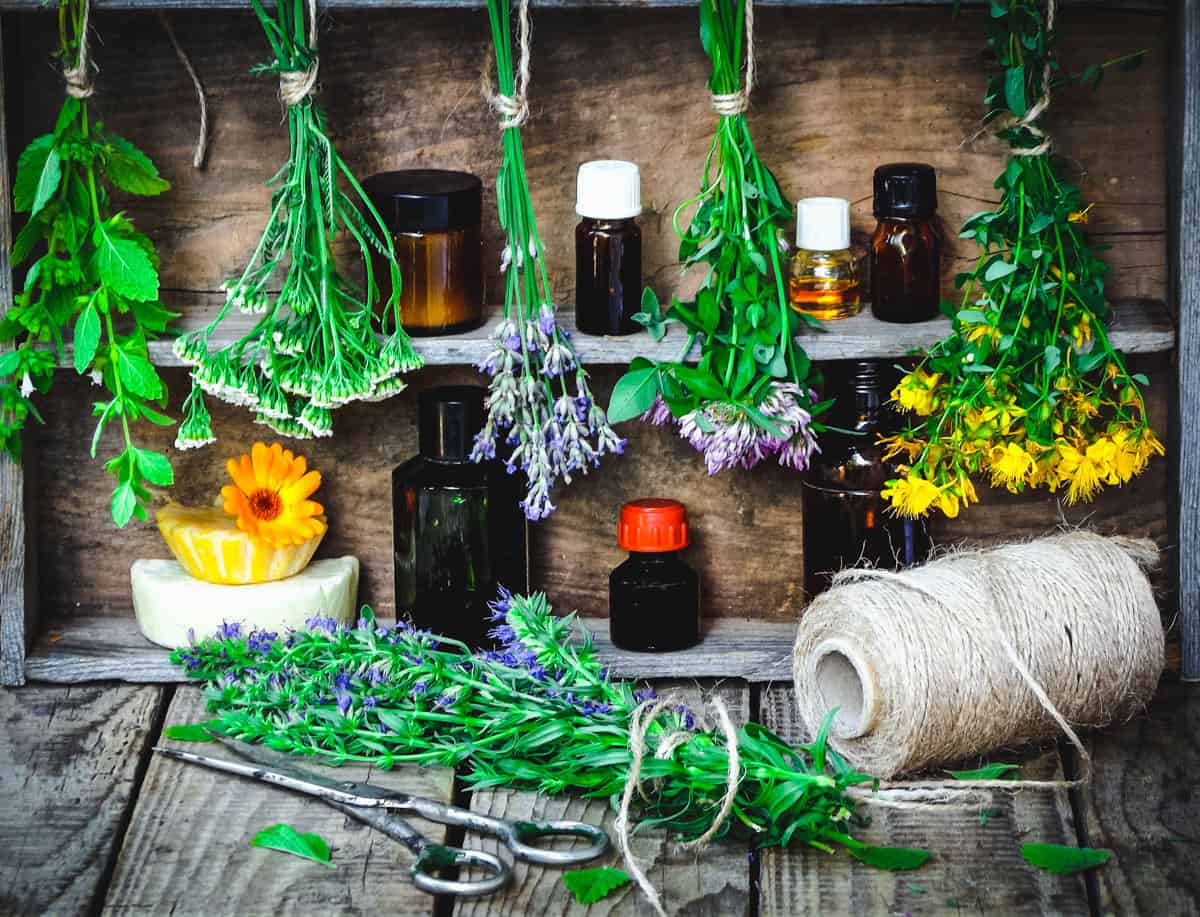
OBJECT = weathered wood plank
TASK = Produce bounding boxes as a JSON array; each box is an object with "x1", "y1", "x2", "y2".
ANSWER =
[
  {"x1": 102, "y1": 687, "x2": 452, "y2": 916},
  {"x1": 1172, "y1": 0, "x2": 1200, "y2": 680},
  {"x1": 758, "y1": 684, "x2": 1091, "y2": 916},
  {"x1": 453, "y1": 681, "x2": 751, "y2": 917},
  {"x1": 0, "y1": 15, "x2": 30, "y2": 686},
  {"x1": 1077, "y1": 678, "x2": 1200, "y2": 917},
  {"x1": 0, "y1": 684, "x2": 167, "y2": 915},
  {"x1": 23, "y1": 610, "x2": 798, "y2": 683}
]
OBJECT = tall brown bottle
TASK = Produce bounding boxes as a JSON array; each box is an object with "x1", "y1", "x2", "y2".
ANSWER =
[{"x1": 869, "y1": 163, "x2": 941, "y2": 324}]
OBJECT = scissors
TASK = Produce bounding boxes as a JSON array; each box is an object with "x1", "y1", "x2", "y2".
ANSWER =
[{"x1": 153, "y1": 735, "x2": 609, "y2": 897}]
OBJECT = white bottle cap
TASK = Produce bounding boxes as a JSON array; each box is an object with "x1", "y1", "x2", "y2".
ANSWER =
[
  {"x1": 796, "y1": 197, "x2": 851, "y2": 251},
  {"x1": 576, "y1": 160, "x2": 642, "y2": 220}
]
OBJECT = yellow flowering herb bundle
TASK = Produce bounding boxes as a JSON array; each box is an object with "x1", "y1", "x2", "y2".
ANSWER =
[{"x1": 882, "y1": 1, "x2": 1160, "y2": 520}]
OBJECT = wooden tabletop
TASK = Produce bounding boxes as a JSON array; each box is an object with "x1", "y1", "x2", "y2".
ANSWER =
[{"x1": 1, "y1": 677, "x2": 1196, "y2": 916}]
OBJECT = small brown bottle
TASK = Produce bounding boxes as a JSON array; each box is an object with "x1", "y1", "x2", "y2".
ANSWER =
[
  {"x1": 575, "y1": 161, "x2": 642, "y2": 337},
  {"x1": 869, "y1": 163, "x2": 941, "y2": 324}
]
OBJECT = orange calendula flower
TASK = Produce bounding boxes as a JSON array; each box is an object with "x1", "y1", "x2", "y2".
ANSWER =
[{"x1": 222, "y1": 442, "x2": 326, "y2": 547}]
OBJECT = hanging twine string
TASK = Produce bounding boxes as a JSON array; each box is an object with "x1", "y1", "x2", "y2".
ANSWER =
[
  {"x1": 157, "y1": 13, "x2": 209, "y2": 169},
  {"x1": 480, "y1": 0, "x2": 532, "y2": 129},
  {"x1": 63, "y1": 0, "x2": 94, "y2": 99},
  {"x1": 792, "y1": 532, "x2": 1164, "y2": 782},
  {"x1": 615, "y1": 693, "x2": 743, "y2": 917},
  {"x1": 279, "y1": 0, "x2": 320, "y2": 107},
  {"x1": 710, "y1": 0, "x2": 756, "y2": 117}
]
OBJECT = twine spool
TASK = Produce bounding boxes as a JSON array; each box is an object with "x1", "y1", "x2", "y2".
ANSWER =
[{"x1": 792, "y1": 532, "x2": 1164, "y2": 779}]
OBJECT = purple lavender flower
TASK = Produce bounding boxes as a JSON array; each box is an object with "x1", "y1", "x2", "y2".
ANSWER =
[
  {"x1": 336, "y1": 692, "x2": 353, "y2": 715},
  {"x1": 216, "y1": 621, "x2": 242, "y2": 640},
  {"x1": 412, "y1": 682, "x2": 429, "y2": 695},
  {"x1": 537, "y1": 304, "x2": 557, "y2": 337},
  {"x1": 365, "y1": 666, "x2": 387, "y2": 686}
]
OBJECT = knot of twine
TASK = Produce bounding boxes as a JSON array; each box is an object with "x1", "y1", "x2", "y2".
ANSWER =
[
  {"x1": 615, "y1": 695, "x2": 742, "y2": 917},
  {"x1": 481, "y1": 0, "x2": 532, "y2": 129},
  {"x1": 710, "y1": 0, "x2": 756, "y2": 117},
  {"x1": 63, "y1": 0, "x2": 94, "y2": 99},
  {"x1": 792, "y1": 532, "x2": 1165, "y2": 785},
  {"x1": 280, "y1": 0, "x2": 320, "y2": 107}
]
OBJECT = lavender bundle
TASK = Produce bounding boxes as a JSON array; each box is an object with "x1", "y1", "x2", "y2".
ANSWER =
[{"x1": 469, "y1": 0, "x2": 624, "y2": 520}]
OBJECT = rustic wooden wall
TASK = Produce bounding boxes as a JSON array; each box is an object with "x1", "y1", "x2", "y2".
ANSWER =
[{"x1": 6, "y1": 5, "x2": 1172, "y2": 627}]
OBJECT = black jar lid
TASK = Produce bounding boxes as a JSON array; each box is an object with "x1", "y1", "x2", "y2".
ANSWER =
[
  {"x1": 363, "y1": 170, "x2": 483, "y2": 233},
  {"x1": 873, "y1": 163, "x2": 937, "y2": 219},
  {"x1": 418, "y1": 384, "x2": 486, "y2": 461}
]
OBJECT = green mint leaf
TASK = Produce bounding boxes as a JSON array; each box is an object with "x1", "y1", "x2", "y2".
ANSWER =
[
  {"x1": 250, "y1": 824, "x2": 335, "y2": 869},
  {"x1": 162, "y1": 721, "x2": 222, "y2": 742},
  {"x1": 104, "y1": 134, "x2": 171, "y2": 197},
  {"x1": 562, "y1": 867, "x2": 630, "y2": 904},
  {"x1": 115, "y1": 348, "x2": 164, "y2": 400},
  {"x1": 135, "y1": 447, "x2": 174, "y2": 486},
  {"x1": 848, "y1": 844, "x2": 931, "y2": 871},
  {"x1": 607, "y1": 367, "x2": 660, "y2": 424},
  {"x1": 54, "y1": 98, "x2": 81, "y2": 138},
  {"x1": 1005, "y1": 65, "x2": 1027, "y2": 117},
  {"x1": 31, "y1": 148, "x2": 63, "y2": 218},
  {"x1": 73, "y1": 305, "x2": 101, "y2": 374},
  {"x1": 947, "y1": 762, "x2": 1021, "y2": 781},
  {"x1": 93, "y1": 233, "x2": 159, "y2": 302},
  {"x1": 1020, "y1": 843, "x2": 1110, "y2": 875},
  {"x1": 13, "y1": 135, "x2": 56, "y2": 213},
  {"x1": 111, "y1": 480, "x2": 138, "y2": 528}
]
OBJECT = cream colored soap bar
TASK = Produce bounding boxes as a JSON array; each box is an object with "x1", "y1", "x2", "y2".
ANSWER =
[{"x1": 132, "y1": 556, "x2": 359, "y2": 649}]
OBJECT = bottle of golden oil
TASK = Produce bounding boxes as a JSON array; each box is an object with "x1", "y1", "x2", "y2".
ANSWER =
[{"x1": 788, "y1": 197, "x2": 862, "y2": 321}]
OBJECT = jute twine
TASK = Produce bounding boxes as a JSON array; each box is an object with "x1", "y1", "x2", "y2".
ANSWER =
[
  {"x1": 615, "y1": 694, "x2": 742, "y2": 917},
  {"x1": 710, "y1": 0, "x2": 756, "y2": 117},
  {"x1": 792, "y1": 532, "x2": 1164, "y2": 781},
  {"x1": 481, "y1": 0, "x2": 532, "y2": 129},
  {"x1": 157, "y1": 13, "x2": 209, "y2": 168},
  {"x1": 279, "y1": 0, "x2": 320, "y2": 107}
]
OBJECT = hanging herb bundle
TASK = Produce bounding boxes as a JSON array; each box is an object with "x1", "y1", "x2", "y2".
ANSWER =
[
  {"x1": 167, "y1": 589, "x2": 929, "y2": 875},
  {"x1": 0, "y1": 0, "x2": 176, "y2": 527},
  {"x1": 606, "y1": 0, "x2": 823, "y2": 476},
  {"x1": 173, "y1": 0, "x2": 421, "y2": 448},
  {"x1": 881, "y1": 0, "x2": 1160, "y2": 519},
  {"x1": 470, "y1": 0, "x2": 624, "y2": 520}
]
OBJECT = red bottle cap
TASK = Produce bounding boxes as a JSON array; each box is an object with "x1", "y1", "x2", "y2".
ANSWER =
[{"x1": 618, "y1": 499, "x2": 689, "y2": 553}]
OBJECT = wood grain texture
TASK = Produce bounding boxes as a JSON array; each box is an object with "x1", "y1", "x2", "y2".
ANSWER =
[
  {"x1": 0, "y1": 17, "x2": 30, "y2": 686},
  {"x1": 1078, "y1": 678, "x2": 1200, "y2": 917},
  {"x1": 454, "y1": 681, "x2": 751, "y2": 917},
  {"x1": 757, "y1": 684, "x2": 1091, "y2": 917},
  {"x1": 1172, "y1": 0, "x2": 1200, "y2": 680},
  {"x1": 102, "y1": 687, "x2": 452, "y2": 917},
  {"x1": 0, "y1": 683, "x2": 167, "y2": 915}
]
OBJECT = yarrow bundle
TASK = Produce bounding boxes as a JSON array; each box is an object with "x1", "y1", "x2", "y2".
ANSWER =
[
  {"x1": 173, "y1": 0, "x2": 421, "y2": 449},
  {"x1": 470, "y1": 0, "x2": 624, "y2": 521},
  {"x1": 881, "y1": 0, "x2": 1159, "y2": 519},
  {"x1": 168, "y1": 589, "x2": 929, "y2": 873},
  {"x1": 607, "y1": 0, "x2": 824, "y2": 476}
]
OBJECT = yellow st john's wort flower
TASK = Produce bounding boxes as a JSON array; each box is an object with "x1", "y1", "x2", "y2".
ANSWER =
[
  {"x1": 1054, "y1": 438, "x2": 1119, "y2": 504},
  {"x1": 1068, "y1": 205, "x2": 1093, "y2": 224},
  {"x1": 222, "y1": 442, "x2": 326, "y2": 547},
  {"x1": 1111, "y1": 427, "x2": 1165, "y2": 481},
  {"x1": 881, "y1": 473, "x2": 943, "y2": 518},
  {"x1": 988, "y1": 442, "x2": 1037, "y2": 492},
  {"x1": 891, "y1": 370, "x2": 941, "y2": 417}
]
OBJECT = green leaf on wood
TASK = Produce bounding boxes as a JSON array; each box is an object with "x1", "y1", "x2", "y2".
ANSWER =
[
  {"x1": 162, "y1": 721, "x2": 222, "y2": 742},
  {"x1": 135, "y1": 448, "x2": 174, "y2": 487},
  {"x1": 607, "y1": 367, "x2": 660, "y2": 424},
  {"x1": 73, "y1": 305, "x2": 101, "y2": 374},
  {"x1": 984, "y1": 259, "x2": 1019, "y2": 282},
  {"x1": 1020, "y1": 843, "x2": 1111, "y2": 875},
  {"x1": 115, "y1": 348, "x2": 164, "y2": 400},
  {"x1": 848, "y1": 845, "x2": 932, "y2": 871},
  {"x1": 1005, "y1": 66, "x2": 1027, "y2": 117},
  {"x1": 947, "y1": 762, "x2": 1021, "y2": 781},
  {"x1": 13, "y1": 135, "x2": 57, "y2": 214},
  {"x1": 111, "y1": 480, "x2": 138, "y2": 528},
  {"x1": 93, "y1": 233, "x2": 159, "y2": 302},
  {"x1": 104, "y1": 134, "x2": 171, "y2": 196},
  {"x1": 250, "y1": 823, "x2": 336, "y2": 869},
  {"x1": 562, "y1": 867, "x2": 630, "y2": 904}
]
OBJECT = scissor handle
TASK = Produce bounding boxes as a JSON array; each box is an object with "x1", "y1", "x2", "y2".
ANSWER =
[
  {"x1": 410, "y1": 844, "x2": 511, "y2": 898},
  {"x1": 500, "y1": 819, "x2": 611, "y2": 867}
]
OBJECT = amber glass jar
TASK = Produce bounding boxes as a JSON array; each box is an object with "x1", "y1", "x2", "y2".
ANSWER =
[
  {"x1": 363, "y1": 170, "x2": 483, "y2": 336},
  {"x1": 869, "y1": 163, "x2": 941, "y2": 324}
]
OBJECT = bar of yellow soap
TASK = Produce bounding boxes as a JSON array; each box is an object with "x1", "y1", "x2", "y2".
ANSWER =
[
  {"x1": 156, "y1": 503, "x2": 325, "y2": 585},
  {"x1": 131, "y1": 556, "x2": 359, "y2": 649}
]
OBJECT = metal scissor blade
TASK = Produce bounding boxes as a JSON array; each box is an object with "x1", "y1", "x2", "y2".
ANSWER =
[{"x1": 152, "y1": 746, "x2": 394, "y2": 807}]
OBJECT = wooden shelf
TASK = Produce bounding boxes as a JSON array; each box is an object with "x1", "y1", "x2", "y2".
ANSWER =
[
  {"x1": 52, "y1": 296, "x2": 1176, "y2": 370},
  {"x1": 23, "y1": 612, "x2": 797, "y2": 684},
  {"x1": 0, "y1": 0, "x2": 1168, "y2": 10}
]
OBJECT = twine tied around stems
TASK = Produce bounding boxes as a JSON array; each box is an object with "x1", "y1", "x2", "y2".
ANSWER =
[
  {"x1": 615, "y1": 694, "x2": 743, "y2": 917},
  {"x1": 480, "y1": 0, "x2": 532, "y2": 129},
  {"x1": 709, "y1": 0, "x2": 756, "y2": 117},
  {"x1": 62, "y1": 0, "x2": 94, "y2": 99},
  {"x1": 279, "y1": 0, "x2": 320, "y2": 106}
]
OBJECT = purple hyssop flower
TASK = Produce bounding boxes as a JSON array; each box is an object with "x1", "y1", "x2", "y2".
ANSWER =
[{"x1": 216, "y1": 621, "x2": 242, "y2": 640}]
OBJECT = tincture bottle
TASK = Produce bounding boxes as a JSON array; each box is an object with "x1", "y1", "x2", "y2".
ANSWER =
[
  {"x1": 869, "y1": 163, "x2": 941, "y2": 324},
  {"x1": 609, "y1": 499, "x2": 700, "y2": 653},
  {"x1": 575, "y1": 160, "x2": 642, "y2": 336},
  {"x1": 788, "y1": 197, "x2": 862, "y2": 321},
  {"x1": 393, "y1": 385, "x2": 527, "y2": 648},
  {"x1": 802, "y1": 361, "x2": 929, "y2": 599}
]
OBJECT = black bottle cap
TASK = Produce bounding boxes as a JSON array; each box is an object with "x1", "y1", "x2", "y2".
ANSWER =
[
  {"x1": 363, "y1": 170, "x2": 482, "y2": 233},
  {"x1": 418, "y1": 385, "x2": 487, "y2": 461},
  {"x1": 873, "y1": 163, "x2": 937, "y2": 219}
]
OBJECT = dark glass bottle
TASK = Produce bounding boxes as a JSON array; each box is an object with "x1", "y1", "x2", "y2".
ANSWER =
[
  {"x1": 609, "y1": 499, "x2": 700, "y2": 653},
  {"x1": 802, "y1": 361, "x2": 929, "y2": 598},
  {"x1": 575, "y1": 161, "x2": 642, "y2": 336},
  {"x1": 869, "y1": 163, "x2": 941, "y2": 324},
  {"x1": 393, "y1": 386, "x2": 527, "y2": 647}
]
